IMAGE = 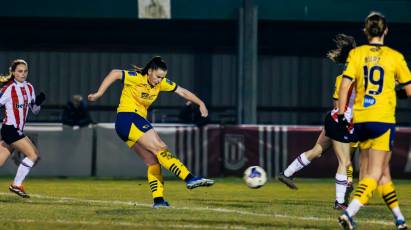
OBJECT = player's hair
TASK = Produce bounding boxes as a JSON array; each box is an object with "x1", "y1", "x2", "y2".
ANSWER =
[
  {"x1": 131, "y1": 56, "x2": 167, "y2": 75},
  {"x1": 364, "y1": 11, "x2": 387, "y2": 38},
  {"x1": 326, "y1": 34, "x2": 356, "y2": 64},
  {"x1": 0, "y1": 59, "x2": 28, "y2": 83}
]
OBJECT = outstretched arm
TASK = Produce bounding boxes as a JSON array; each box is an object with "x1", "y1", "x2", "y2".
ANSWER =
[
  {"x1": 88, "y1": 70, "x2": 122, "y2": 102},
  {"x1": 174, "y1": 86, "x2": 208, "y2": 117}
]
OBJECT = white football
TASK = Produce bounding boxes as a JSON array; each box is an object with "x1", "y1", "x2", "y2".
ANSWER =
[{"x1": 243, "y1": 166, "x2": 267, "y2": 189}]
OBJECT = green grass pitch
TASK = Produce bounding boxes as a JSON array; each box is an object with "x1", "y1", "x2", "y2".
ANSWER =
[{"x1": 0, "y1": 177, "x2": 409, "y2": 229}]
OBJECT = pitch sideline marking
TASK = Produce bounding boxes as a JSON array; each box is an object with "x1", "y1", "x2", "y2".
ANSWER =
[
  {"x1": 0, "y1": 218, "x2": 247, "y2": 230},
  {"x1": 0, "y1": 192, "x2": 393, "y2": 227}
]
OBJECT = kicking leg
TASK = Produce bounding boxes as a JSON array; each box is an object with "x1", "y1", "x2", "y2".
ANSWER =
[
  {"x1": 279, "y1": 129, "x2": 331, "y2": 189},
  {"x1": 138, "y1": 129, "x2": 214, "y2": 189}
]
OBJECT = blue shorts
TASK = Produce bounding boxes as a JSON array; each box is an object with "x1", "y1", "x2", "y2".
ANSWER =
[
  {"x1": 353, "y1": 122, "x2": 395, "y2": 151},
  {"x1": 115, "y1": 112, "x2": 153, "y2": 148}
]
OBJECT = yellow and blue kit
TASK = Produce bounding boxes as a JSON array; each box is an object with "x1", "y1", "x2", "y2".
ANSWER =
[
  {"x1": 115, "y1": 70, "x2": 177, "y2": 147},
  {"x1": 343, "y1": 44, "x2": 411, "y2": 151}
]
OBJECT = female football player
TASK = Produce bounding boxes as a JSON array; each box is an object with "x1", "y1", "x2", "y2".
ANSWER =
[
  {"x1": 337, "y1": 12, "x2": 411, "y2": 230},
  {"x1": 88, "y1": 56, "x2": 214, "y2": 208},
  {"x1": 278, "y1": 34, "x2": 356, "y2": 210},
  {"x1": 0, "y1": 59, "x2": 45, "y2": 198}
]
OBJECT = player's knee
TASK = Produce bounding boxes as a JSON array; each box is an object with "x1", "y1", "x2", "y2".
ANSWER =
[
  {"x1": 305, "y1": 150, "x2": 320, "y2": 160},
  {"x1": 142, "y1": 153, "x2": 158, "y2": 166},
  {"x1": 152, "y1": 140, "x2": 168, "y2": 152},
  {"x1": 28, "y1": 154, "x2": 39, "y2": 163}
]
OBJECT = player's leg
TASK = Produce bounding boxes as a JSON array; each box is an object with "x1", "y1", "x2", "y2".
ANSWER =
[
  {"x1": 279, "y1": 129, "x2": 332, "y2": 189},
  {"x1": 332, "y1": 140, "x2": 351, "y2": 209},
  {"x1": 138, "y1": 129, "x2": 214, "y2": 189},
  {"x1": 344, "y1": 145, "x2": 357, "y2": 206},
  {"x1": 132, "y1": 143, "x2": 168, "y2": 208},
  {"x1": 116, "y1": 112, "x2": 213, "y2": 190},
  {"x1": 0, "y1": 141, "x2": 13, "y2": 166},
  {"x1": 339, "y1": 131, "x2": 391, "y2": 229},
  {"x1": 9, "y1": 137, "x2": 39, "y2": 198},
  {"x1": 377, "y1": 164, "x2": 407, "y2": 229}
]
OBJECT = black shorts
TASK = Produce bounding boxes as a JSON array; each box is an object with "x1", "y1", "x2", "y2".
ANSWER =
[
  {"x1": 324, "y1": 112, "x2": 351, "y2": 143},
  {"x1": 1, "y1": 125, "x2": 25, "y2": 145}
]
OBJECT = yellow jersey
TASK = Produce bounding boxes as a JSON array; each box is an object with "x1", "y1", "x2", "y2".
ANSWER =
[
  {"x1": 332, "y1": 75, "x2": 342, "y2": 100},
  {"x1": 117, "y1": 70, "x2": 177, "y2": 118},
  {"x1": 342, "y1": 44, "x2": 411, "y2": 124}
]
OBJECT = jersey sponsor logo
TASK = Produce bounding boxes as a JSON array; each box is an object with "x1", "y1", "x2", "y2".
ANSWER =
[
  {"x1": 15, "y1": 103, "x2": 28, "y2": 109},
  {"x1": 128, "y1": 71, "x2": 137, "y2": 76},
  {"x1": 363, "y1": 95, "x2": 376, "y2": 108},
  {"x1": 166, "y1": 79, "x2": 174, "y2": 85},
  {"x1": 141, "y1": 92, "x2": 156, "y2": 100}
]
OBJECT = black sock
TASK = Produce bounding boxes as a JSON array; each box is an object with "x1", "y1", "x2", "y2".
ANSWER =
[
  {"x1": 154, "y1": 197, "x2": 165, "y2": 204},
  {"x1": 184, "y1": 173, "x2": 194, "y2": 183}
]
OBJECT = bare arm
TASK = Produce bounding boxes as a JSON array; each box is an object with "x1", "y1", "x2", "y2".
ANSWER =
[
  {"x1": 174, "y1": 86, "x2": 208, "y2": 117},
  {"x1": 333, "y1": 100, "x2": 338, "y2": 109},
  {"x1": 88, "y1": 70, "x2": 122, "y2": 102},
  {"x1": 337, "y1": 77, "x2": 352, "y2": 114},
  {"x1": 404, "y1": 84, "x2": 411, "y2": 97}
]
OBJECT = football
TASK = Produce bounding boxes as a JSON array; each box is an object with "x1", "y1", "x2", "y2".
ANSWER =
[{"x1": 243, "y1": 166, "x2": 267, "y2": 189}]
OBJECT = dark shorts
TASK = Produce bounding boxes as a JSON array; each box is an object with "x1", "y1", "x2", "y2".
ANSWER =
[
  {"x1": 1, "y1": 125, "x2": 25, "y2": 145},
  {"x1": 115, "y1": 112, "x2": 153, "y2": 148},
  {"x1": 324, "y1": 112, "x2": 352, "y2": 143},
  {"x1": 353, "y1": 122, "x2": 395, "y2": 151}
]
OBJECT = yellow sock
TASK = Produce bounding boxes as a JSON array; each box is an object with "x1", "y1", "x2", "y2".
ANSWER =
[
  {"x1": 346, "y1": 165, "x2": 353, "y2": 183},
  {"x1": 147, "y1": 164, "x2": 164, "y2": 199},
  {"x1": 379, "y1": 182, "x2": 399, "y2": 209},
  {"x1": 156, "y1": 150, "x2": 190, "y2": 180},
  {"x1": 353, "y1": 177, "x2": 377, "y2": 205}
]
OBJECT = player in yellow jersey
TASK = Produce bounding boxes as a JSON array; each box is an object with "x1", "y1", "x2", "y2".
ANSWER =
[
  {"x1": 88, "y1": 56, "x2": 214, "y2": 208},
  {"x1": 337, "y1": 12, "x2": 411, "y2": 230},
  {"x1": 278, "y1": 34, "x2": 356, "y2": 210}
]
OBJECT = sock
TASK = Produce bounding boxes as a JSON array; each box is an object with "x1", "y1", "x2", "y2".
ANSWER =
[
  {"x1": 345, "y1": 199, "x2": 363, "y2": 217},
  {"x1": 336, "y1": 173, "x2": 348, "y2": 203},
  {"x1": 353, "y1": 177, "x2": 377, "y2": 205},
  {"x1": 156, "y1": 150, "x2": 190, "y2": 180},
  {"x1": 13, "y1": 158, "x2": 34, "y2": 186},
  {"x1": 147, "y1": 164, "x2": 164, "y2": 200},
  {"x1": 378, "y1": 182, "x2": 405, "y2": 221},
  {"x1": 346, "y1": 165, "x2": 353, "y2": 183},
  {"x1": 284, "y1": 153, "x2": 311, "y2": 177}
]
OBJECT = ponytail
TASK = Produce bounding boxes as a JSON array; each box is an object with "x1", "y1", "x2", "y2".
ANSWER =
[{"x1": 327, "y1": 34, "x2": 356, "y2": 64}]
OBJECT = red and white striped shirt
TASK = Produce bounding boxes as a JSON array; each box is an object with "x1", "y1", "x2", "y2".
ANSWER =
[
  {"x1": 0, "y1": 80, "x2": 40, "y2": 131},
  {"x1": 331, "y1": 84, "x2": 356, "y2": 134}
]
